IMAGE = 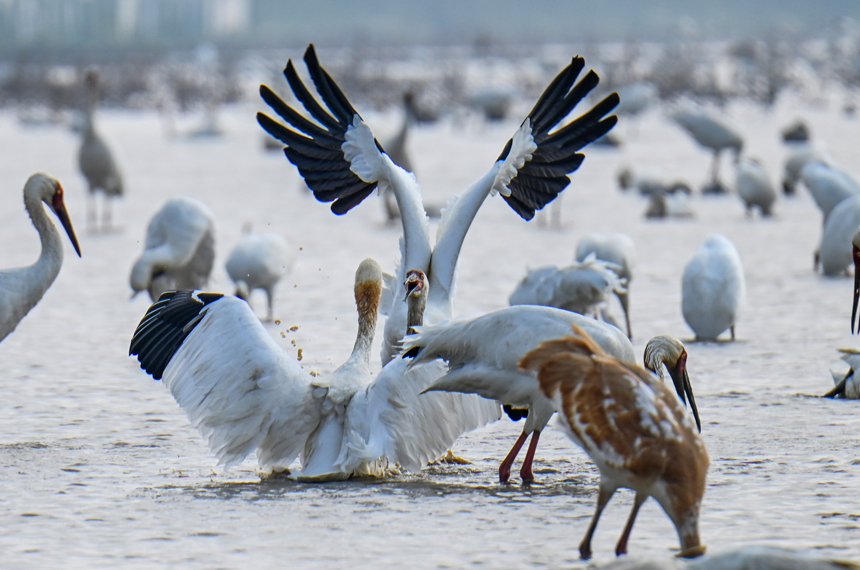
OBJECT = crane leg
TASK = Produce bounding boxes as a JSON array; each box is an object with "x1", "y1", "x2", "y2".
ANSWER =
[
  {"x1": 499, "y1": 431, "x2": 528, "y2": 484},
  {"x1": 615, "y1": 492, "x2": 647, "y2": 556},
  {"x1": 519, "y1": 430, "x2": 541, "y2": 484},
  {"x1": 710, "y1": 151, "x2": 721, "y2": 186},
  {"x1": 580, "y1": 485, "x2": 616, "y2": 560}
]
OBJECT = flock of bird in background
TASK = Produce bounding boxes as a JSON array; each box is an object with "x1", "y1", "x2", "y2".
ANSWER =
[{"x1": 2, "y1": 42, "x2": 859, "y2": 564}]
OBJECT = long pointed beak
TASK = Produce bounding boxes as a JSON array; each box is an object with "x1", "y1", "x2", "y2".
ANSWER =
[
  {"x1": 53, "y1": 191, "x2": 81, "y2": 257},
  {"x1": 853, "y1": 245, "x2": 860, "y2": 333},
  {"x1": 669, "y1": 358, "x2": 701, "y2": 433}
]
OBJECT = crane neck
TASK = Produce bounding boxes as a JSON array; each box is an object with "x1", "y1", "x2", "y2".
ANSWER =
[
  {"x1": 349, "y1": 276, "x2": 381, "y2": 366},
  {"x1": 23, "y1": 190, "x2": 64, "y2": 299},
  {"x1": 406, "y1": 288, "x2": 427, "y2": 335}
]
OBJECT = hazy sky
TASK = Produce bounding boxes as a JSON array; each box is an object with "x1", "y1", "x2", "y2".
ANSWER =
[{"x1": 252, "y1": 0, "x2": 860, "y2": 47}]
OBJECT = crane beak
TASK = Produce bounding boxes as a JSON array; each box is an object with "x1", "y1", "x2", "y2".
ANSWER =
[
  {"x1": 669, "y1": 352, "x2": 701, "y2": 433},
  {"x1": 403, "y1": 277, "x2": 422, "y2": 300},
  {"x1": 52, "y1": 184, "x2": 81, "y2": 257},
  {"x1": 853, "y1": 245, "x2": 860, "y2": 334}
]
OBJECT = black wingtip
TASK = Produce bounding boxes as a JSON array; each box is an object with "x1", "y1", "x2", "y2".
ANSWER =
[
  {"x1": 304, "y1": 43, "x2": 318, "y2": 64},
  {"x1": 129, "y1": 291, "x2": 224, "y2": 380},
  {"x1": 498, "y1": 58, "x2": 618, "y2": 221}
]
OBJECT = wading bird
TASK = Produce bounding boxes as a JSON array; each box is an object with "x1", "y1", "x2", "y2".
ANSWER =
[
  {"x1": 682, "y1": 234, "x2": 745, "y2": 341},
  {"x1": 225, "y1": 232, "x2": 295, "y2": 321},
  {"x1": 403, "y1": 306, "x2": 701, "y2": 483},
  {"x1": 509, "y1": 255, "x2": 627, "y2": 334},
  {"x1": 819, "y1": 195, "x2": 860, "y2": 276},
  {"x1": 129, "y1": 259, "x2": 499, "y2": 480},
  {"x1": 673, "y1": 109, "x2": 743, "y2": 193},
  {"x1": 78, "y1": 69, "x2": 124, "y2": 232},
  {"x1": 0, "y1": 173, "x2": 81, "y2": 343},
  {"x1": 736, "y1": 158, "x2": 776, "y2": 217},
  {"x1": 129, "y1": 197, "x2": 216, "y2": 301},
  {"x1": 521, "y1": 324, "x2": 708, "y2": 560}
]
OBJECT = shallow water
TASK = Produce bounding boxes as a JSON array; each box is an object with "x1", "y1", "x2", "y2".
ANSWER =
[{"x1": 1, "y1": 87, "x2": 859, "y2": 569}]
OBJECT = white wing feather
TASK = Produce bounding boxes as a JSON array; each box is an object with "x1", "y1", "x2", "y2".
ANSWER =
[
  {"x1": 339, "y1": 357, "x2": 501, "y2": 473},
  {"x1": 160, "y1": 297, "x2": 320, "y2": 469},
  {"x1": 492, "y1": 119, "x2": 537, "y2": 197}
]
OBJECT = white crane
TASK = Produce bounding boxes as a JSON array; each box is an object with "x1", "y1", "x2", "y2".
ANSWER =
[
  {"x1": 576, "y1": 233, "x2": 635, "y2": 339},
  {"x1": 736, "y1": 158, "x2": 776, "y2": 217},
  {"x1": 78, "y1": 69, "x2": 124, "y2": 233},
  {"x1": 800, "y1": 161, "x2": 860, "y2": 225},
  {"x1": 818, "y1": 195, "x2": 860, "y2": 276},
  {"x1": 129, "y1": 259, "x2": 499, "y2": 480},
  {"x1": 0, "y1": 173, "x2": 81, "y2": 343},
  {"x1": 824, "y1": 348, "x2": 860, "y2": 399},
  {"x1": 673, "y1": 109, "x2": 743, "y2": 193},
  {"x1": 508, "y1": 255, "x2": 627, "y2": 335},
  {"x1": 257, "y1": 44, "x2": 619, "y2": 365},
  {"x1": 129, "y1": 197, "x2": 216, "y2": 301},
  {"x1": 402, "y1": 306, "x2": 702, "y2": 484},
  {"x1": 225, "y1": 232, "x2": 295, "y2": 321},
  {"x1": 682, "y1": 234, "x2": 745, "y2": 341},
  {"x1": 521, "y1": 325, "x2": 708, "y2": 560}
]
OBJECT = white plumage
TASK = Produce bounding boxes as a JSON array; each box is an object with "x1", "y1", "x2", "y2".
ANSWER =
[
  {"x1": 129, "y1": 197, "x2": 216, "y2": 301},
  {"x1": 800, "y1": 161, "x2": 860, "y2": 224},
  {"x1": 682, "y1": 234, "x2": 745, "y2": 341},
  {"x1": 0, "y1": 173, "x2": 81, "y2": 343},
  {"x1": 404, "y1": 306, "x2": 702, "y2": 484},
  {"x1": 576, "y1": 233, "x2": 635, "y2": 339},
  {"x1": 225, "y1": 232, "x2": 295, "y2": 321},
  {"x1": 508, "y1": 255, "x2": 627, "y2": 334},
  {"x1": 735, "y1": 158, "x2": 776, "y2": 216},
  {"x1": 818, "y1": 195, "x2": 860, "y2": 276},
  {"x1": 257, "y1": 45, "x2": 619, "y2": 366},
  {"x1": 129, "y1": 258, "x2": 499, "y2": 480},
  {"x1": 403, "y1": 305, "x2": 635, "y2": 483},
  {"x1": 782, "y1": 146, "x2": 828, "y2": 195}
]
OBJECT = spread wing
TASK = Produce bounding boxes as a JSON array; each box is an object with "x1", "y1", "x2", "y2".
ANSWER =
[
  {"x1": 129, "y1": 291, "x2": 321, "y2": 469},
  {"x1": 494, "y1": 58, "x2": 619, "y2": 220},
  {"x1": 257, "y1": 43, "x2": 385, "y2": 215}
]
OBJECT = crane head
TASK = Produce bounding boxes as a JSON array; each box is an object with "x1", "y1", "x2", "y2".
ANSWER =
[{"x1": 50, "y1": 181, "x2": 81, "y2": 258}]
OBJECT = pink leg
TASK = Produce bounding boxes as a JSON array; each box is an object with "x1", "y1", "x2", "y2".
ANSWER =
[
  {"x1": 520, "y1": 430, "x2": 541, "y2": 484},
  {"x1": 615, "y1": 492, "x2": 647, "y2": 556},
  {"x1": 499, "y1": 431, "x2": 529, "y2": 484},
  {"x1": 580, "y1": 485, "x2": 615, "y2": 560}
]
